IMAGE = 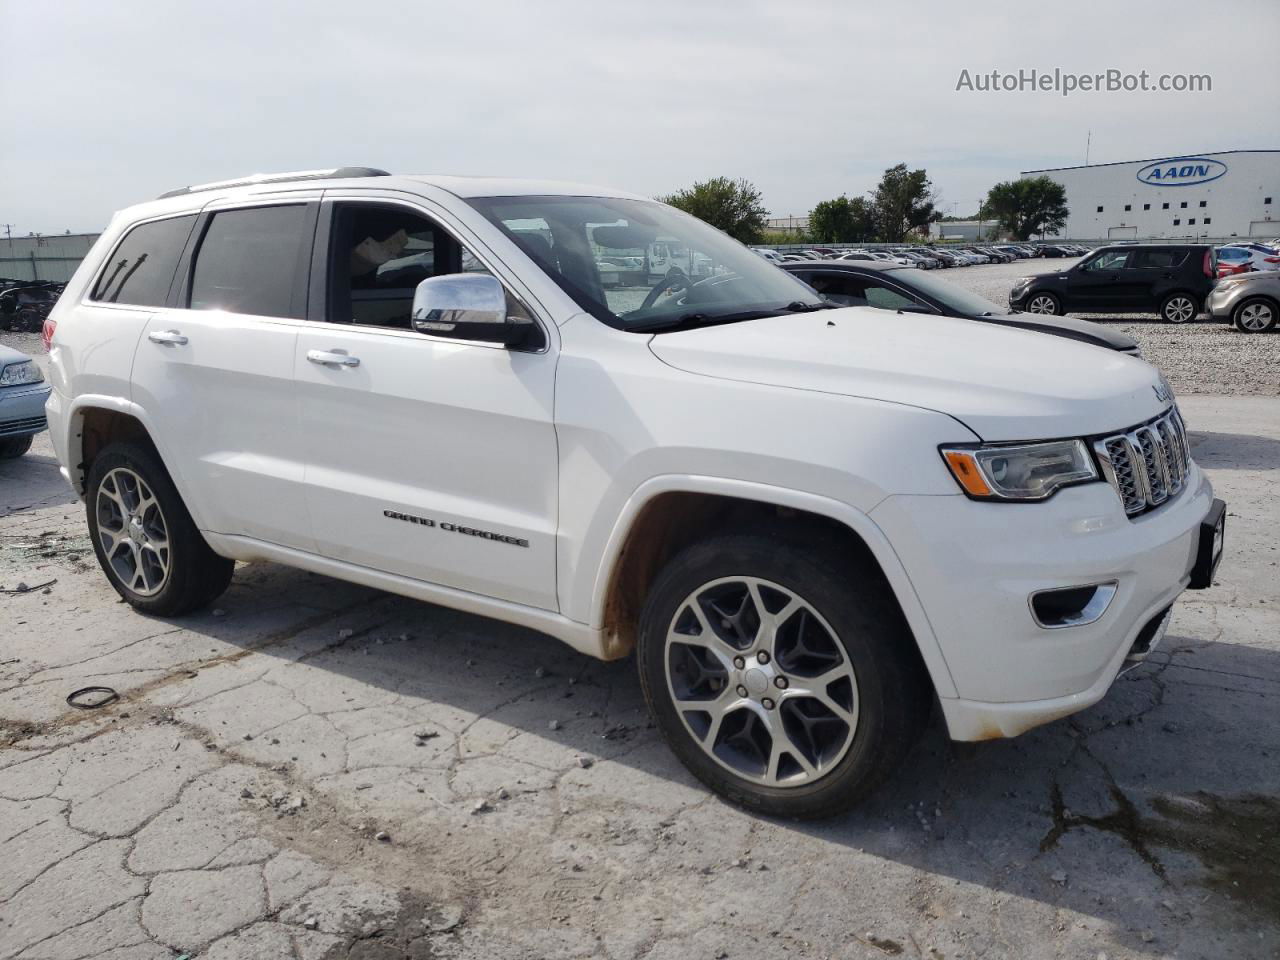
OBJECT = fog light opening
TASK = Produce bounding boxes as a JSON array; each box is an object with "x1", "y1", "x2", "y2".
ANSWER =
[{"x1": 1030, "y1": 581, "x2": 1118, "y2": 629}]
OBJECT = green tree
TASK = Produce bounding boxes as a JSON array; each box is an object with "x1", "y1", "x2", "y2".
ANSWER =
[
  {"x1": 658, "y1": 177, "x2": 769, "y2": 245},
  {"x1": 871, "y1": 163, "x2": 940, "y2": 242},
  {"x1": 808, "y1": 195, "x2": 877, "y2": 243},
  {"x1": 983, "y1": 176, "x2": 1069, "y2": 240}
]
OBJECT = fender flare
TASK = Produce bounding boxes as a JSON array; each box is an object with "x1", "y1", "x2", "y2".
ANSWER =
[
  {"x1": 62, "y1": 394, "x2": 208, "y2": 529},
  {"x1": 586, "y1": 474, "x2": 958, "y2": 699}
]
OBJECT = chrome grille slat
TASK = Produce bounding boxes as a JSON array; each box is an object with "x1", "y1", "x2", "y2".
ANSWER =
[{"x1": 1093, "y1": 408, "x2": 1190, "y2": 519}]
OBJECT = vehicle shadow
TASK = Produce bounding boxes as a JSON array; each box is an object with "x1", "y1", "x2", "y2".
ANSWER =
[
  {"x1": 0, "y1": 448, "x2": 79, "y2": 517},
  {"x1": 170, "y1": 559, "x2": 1279, "y2": 953}
]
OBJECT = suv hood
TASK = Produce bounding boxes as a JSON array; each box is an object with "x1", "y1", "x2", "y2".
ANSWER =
[{"x1": 648, "y1": 308, "x2": 1167, "y2": 441}]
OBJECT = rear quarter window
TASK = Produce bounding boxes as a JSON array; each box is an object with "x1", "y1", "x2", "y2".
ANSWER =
[
  {"x1": 189, "y1": 205, "x2": 308, "y2": 318},
  {"x1": 90, "y1": 215, "x2": 198, "y2": 306}
]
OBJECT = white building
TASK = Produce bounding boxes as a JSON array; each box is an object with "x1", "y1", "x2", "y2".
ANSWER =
[{"x1": 1022, "y1": 149, "x2": 1279, "y2": 241}]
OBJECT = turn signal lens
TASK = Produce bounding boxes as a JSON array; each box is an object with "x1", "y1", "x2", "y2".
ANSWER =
[
  {"x1": 942, "y1": 451, "x2": 992, "y2": 497},
  {"x1": 941, "y1": 439, "x2": 1098, "y2": 501}
]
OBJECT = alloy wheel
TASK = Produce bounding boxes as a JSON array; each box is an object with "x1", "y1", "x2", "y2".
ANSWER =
[
  {"x1": 1027, "y1": 295, "x2": 1057, "y2": 314},
  {"x1": 664, "y1": 576, "x2": 859, "y2": 787},
  {"x1": 1237, "y1": 302, "x2": 1274, "y2": 332},
  {"x1": 95, "y1": 467, "x2": 171, "y2": 596},
  {"x1": 1164, "y1": 296, "x2": 1196, "y2": 323}
]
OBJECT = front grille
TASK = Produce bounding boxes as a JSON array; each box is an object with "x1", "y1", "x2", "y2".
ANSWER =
[
  {"x1": 1093, "y1": 408, "x2": 1190, "y2": 518},
  {"x1": 0, "y1": 415, "x2": 46, "y2": 437}
]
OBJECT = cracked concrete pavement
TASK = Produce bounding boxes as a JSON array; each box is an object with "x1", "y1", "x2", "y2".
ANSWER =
[{"x1": 1, "y1": 393, "x2": 1277, "y2": 960}]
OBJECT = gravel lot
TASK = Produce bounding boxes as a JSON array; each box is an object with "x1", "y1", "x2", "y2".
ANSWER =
[{"x1": 941, "y1": 258, "x2": 1280, "y2": 397}]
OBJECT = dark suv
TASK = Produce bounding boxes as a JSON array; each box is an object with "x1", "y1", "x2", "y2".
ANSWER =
[{"x1": 1009, "y1": 245, "x2": 1216, "y2": 323}]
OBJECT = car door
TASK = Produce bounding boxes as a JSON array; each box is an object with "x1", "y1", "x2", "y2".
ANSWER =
[
  {"x1": 130, "y1": 198, "x2": 319, "y2": 550},
  {"x1": 292, "y1": 196, "x2": 559, "y2": 611},
  {"x1": 1064, "y1": 249, "x2": 1135, "y2": 310},
  {"x1": 1129, "y1": 248, "x2": 1190, "y2": 308}
]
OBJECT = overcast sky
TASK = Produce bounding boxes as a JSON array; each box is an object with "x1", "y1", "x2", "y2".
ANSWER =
[{"x1": 2, "y1": 0, "x2": 1277, "y2": 234}]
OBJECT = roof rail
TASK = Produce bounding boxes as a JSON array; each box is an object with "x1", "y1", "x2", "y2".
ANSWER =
[{"x1": 157, "y1": 167, "x2": 391, "y2": 199}]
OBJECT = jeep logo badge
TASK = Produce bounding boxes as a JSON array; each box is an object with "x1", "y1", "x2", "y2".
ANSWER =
[
  {"x1": 1153, "y1": 381, "x2": 1174, "y2": 405},
  {"x1": 1135, "y1": 157, "x2": 1227, "y2": 188}
]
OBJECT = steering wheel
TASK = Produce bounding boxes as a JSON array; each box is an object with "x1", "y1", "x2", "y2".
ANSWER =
[{"x1": 639, "y1": 269, "x2": 694, "y2": 311}]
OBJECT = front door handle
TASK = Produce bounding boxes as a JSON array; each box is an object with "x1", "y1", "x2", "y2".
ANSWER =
[
  {"x1": 148, "y1": 330, "x2": 188, "y2": 346},
  {"x1": 306, "y1": 349, "x2": 360, "y2": 368}
]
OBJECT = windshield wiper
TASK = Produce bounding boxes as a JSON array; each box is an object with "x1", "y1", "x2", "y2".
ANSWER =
[
  {"x1": 781, "y1": 300, "x2": 839, "y2": 312},
  {"x1": 628, "y1": 308, "x2": 790, "y2": 333},
  {"x1": 627, "y1": 301, "x2": 836, "y2": 333}
]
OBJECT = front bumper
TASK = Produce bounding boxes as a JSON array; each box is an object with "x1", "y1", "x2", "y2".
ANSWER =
[
  {"x1": 869, "y1": 466, "x2": 1216, "y2": 740},
  {"x1": 0, "y1": 383, "x2": 51, "y2": 438},
  {"x1": 1204, "y1": 284, "x2": 1236, "y2": 320}
]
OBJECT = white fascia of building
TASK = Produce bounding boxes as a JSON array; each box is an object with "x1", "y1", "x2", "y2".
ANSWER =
[{"x1": 1021, "y1": 149, "x2": 1279, "y2": 241}]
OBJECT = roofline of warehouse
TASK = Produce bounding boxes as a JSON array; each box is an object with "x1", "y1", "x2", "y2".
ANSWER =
[{"x1": 1021, "y1": 149, "x2": 1280, "y2": 175}]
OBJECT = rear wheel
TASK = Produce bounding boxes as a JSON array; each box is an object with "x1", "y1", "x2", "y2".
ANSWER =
[
  {"x1": 637, "y1": 532, "x2": 930, "y2": 819},
  {"x1": 1233, "y1": 297, "x2": 1277, "y2": 333},
  {"x1": 1160, "y1": 292, "x2": 1199, "y2": 324},
  {"x1": 0, "y1": 436, "x2": 33, "y2": 459},
  {"x1": 1025, "y1": 292, "x2": 1061, "y2": 315},
  {"x1": 86, "y1": 442, "x2": 234, "y2": 615}
]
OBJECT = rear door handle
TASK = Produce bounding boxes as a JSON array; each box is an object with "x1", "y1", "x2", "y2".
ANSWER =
[
  {"x1": 148, "y1": 330, "x2": 188, "y2": 346},
  {"x1": 306, "y1": 350, "x2": 360, "y2": 368}
]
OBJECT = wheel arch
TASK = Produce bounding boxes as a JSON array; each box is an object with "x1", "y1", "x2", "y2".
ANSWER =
[
  {"x1": 591, "y1": 477, "x2": 958, "y2": 700},
  {"x1": 64, "y1": 398, "x2": 202, "y2": 524},
  {"x1": 1233, "y1": 292, "x2": 1280, "y2": 328}
]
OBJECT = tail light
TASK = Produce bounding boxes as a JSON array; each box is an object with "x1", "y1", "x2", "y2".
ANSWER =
[
  {"x1": 1265, "y1": 256, "x2": 1280, "y2": 265},
  {"x1": 41, "y1": 316, "x2": 56, "y2": 352},
  {"x1": 1202, "y1": 249, "x2": 1214, "y2": 278}
]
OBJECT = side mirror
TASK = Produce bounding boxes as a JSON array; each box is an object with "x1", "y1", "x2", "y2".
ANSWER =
[{"x1": 411, "y1": 273, "x2": 536, "y2": 348}]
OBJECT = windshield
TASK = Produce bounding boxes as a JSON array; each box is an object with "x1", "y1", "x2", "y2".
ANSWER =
[
  {"x1": 467, "y1": 196, "x2": 822, "y2": 331},
  {"x1": 890, "y1": 267, "x2": 1006, "y2": 316}
]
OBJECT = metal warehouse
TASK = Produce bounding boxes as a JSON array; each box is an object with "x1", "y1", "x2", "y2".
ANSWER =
[{"x1": 1023, "y1": 149, "x2": 1279, "y2": 241}]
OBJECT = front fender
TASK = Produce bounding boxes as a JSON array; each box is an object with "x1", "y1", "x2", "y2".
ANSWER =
[{"x1": 581, "y1": 474, "x2": 958, "y2": 700}]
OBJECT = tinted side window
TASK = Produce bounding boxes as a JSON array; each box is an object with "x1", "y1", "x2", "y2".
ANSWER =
[
  {"x1": 91, "y1": 215, "x2": 198, "y2": 306},
  {"x1": 1133, "y1": 249, "x2": 1188, "y2": 270},
  {"x1": 190, "y1": 206, "x2": 308, "y2": 318},
  {"x1": 1082, "y1": 250, "x2": 1130, "y2": 271}
]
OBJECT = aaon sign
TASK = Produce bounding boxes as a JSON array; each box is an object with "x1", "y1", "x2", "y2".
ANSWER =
[{"x1": 1136, "y1": 157, "x2": 1228, "y2": 187}]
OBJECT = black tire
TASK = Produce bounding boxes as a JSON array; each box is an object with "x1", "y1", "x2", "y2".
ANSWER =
[
  {"x1": 85, "y1": 441, "x2": 233, "y2": 616},
  {"x1": 1024, "y1": 291, "x2": 1061, "y2": 315},
  {"x1": 1160, "y1": 292, "x2": 1199, "y2": 324},
  {"x1": 0, "y1": 436, "x2": 33, "y2": 459},
  {"x1": 637, "y1": 531, "x2": 931, "y2": 819},
  {"x1": 1233, "y1": 296, "x2": 1278, "y2": 334}
]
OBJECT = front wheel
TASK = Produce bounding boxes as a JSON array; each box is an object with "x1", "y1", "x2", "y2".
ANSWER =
[
  {"x1": 86, "y1": 442, "x2": 234, "y2": 616},
  {"x1": 0, "y1": 436, "x2": 33, "y2": 459},
  {"x1": 1233, "y1": 297, "x2": 1278, "y2": 333},
  {"x1": 1160, "y1": 292, "x2": 1199, "y2": 324},
  {"x1": 1025, "y1": 292, "x2": 1061, "y2": 315},
  {"x1": 637, "y1": 533, "x2": 930, "y2": 819}
]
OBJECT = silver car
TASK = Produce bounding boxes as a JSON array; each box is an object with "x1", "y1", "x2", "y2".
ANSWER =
[
  {"x1": 0, "y1": 343, "x2": 50, "y2": 458},
  {"x1": 1207, "y1": 271, "x2": 1280, "y2": 333}
]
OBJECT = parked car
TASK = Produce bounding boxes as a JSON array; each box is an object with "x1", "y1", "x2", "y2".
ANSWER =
[
  {"x1": 1219, "y1": 243, "x2": 1280, "y2": 272},
  {"x1": 1036, "y1": 245, "x2": 1072, "y2": 258},
  {"x1": 1009, "y1": 245, "x2": 1216, "y2": 323},
  {"x1": 1206, "y1": 270, "x2": 1280, "y2": 333},
  {"x1": 781, "y1": 260, "x2": 1140, "y2": 354},
  {"x1": 44, "y1": 167, "x2": 1225, "y2": 819},
  {"x1": 0, "y1": 343, "x2": 50, "y2": 458},
  {"x1": 866, "y1": 250, "x2": 912, "y2": 266},
  {"x1": 838, "y1": 251, "x2": 876, "y2": 261},
  {"x1": 0, "y1": 285, "x2": 59, "y2": 332},
  {"x1": 895, "y1": 251, "x2": 937, "y2": 269},
  {"x1": 1215, "y1": 247, "x2": 1255, "y2": 277}
]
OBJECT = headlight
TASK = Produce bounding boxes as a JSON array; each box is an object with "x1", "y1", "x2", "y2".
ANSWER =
[
  {"x1": 940, "y1": 439, "x2": 1098, "y2": 501},
  {"x1": 0, "y1": 360, "x2": 44, "y2": 386}
]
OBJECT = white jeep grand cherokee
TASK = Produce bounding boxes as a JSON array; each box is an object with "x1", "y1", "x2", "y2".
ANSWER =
[{"x1": 44, "y1": 168, "x2": 1225, "y2": 818}]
